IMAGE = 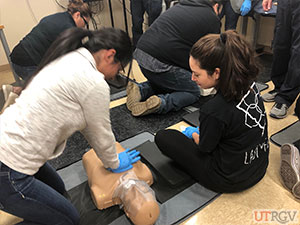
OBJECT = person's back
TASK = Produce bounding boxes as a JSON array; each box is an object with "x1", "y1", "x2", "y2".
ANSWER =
[
  {"x1": 137, "y1": 0, "x2": 221, "y2": 70},
  {"x1": 126, "y1": 0, "x2": 222, "y2": 117},
  {"x1": 18, "y1": 12, "x2": 76, "y2": 66}
]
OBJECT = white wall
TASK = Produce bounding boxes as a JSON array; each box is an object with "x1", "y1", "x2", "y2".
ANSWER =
[
  {"x1": 0, "y1": 0, "x2": 132, "y2": 66},
  {"x1": 0, "y1": 0, "x2": 274, "y2": 67}
]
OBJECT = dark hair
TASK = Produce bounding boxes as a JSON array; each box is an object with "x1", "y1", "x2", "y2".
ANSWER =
[
  {"x1": 67, "y1": 0, "x2": 93, "y2": 18},
  {"x1": 25, "y1": 27, "x2": 132, "y2": 87},
  {"x1": 190, "y1": 30, "x2": 259, "y2": 101}
]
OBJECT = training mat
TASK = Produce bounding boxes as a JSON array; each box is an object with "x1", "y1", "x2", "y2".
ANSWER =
[
  {"x1": 270, "y1": 121, "x2": 300, "y2": 149},
  {"x1": 108, "y1": 74, "x2": 128, "y2": 101},
  {"x1": 182, "y1": 110, "x2": 199, "y2": 127},
  {"x1": 135, "y1": 140, "x2": 193, "y2": 187},
  {"x1": 61, "y1": 132, "x2": 219, "y2": 225}
]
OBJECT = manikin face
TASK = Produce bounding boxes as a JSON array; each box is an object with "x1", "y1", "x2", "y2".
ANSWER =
[{"x1": 189, "y1": 56, "x2": 219, "y2": 89}]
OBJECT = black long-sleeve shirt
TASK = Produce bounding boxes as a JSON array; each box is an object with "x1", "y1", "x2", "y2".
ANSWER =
[
  {"x1": 11, "y1": 12, "x2": 76, "y2": 66},
  {"x1": 137, "y1": 0, "x2": 221, "y2": 70}
]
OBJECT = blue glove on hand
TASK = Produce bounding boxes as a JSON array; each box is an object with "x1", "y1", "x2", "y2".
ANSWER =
[
  {"x1": 182, "y1": 126, "x2": 199, "y2": 139},
  {"x1": 109, "y1": 149, "x2": 141, "y2": 173},
  {"x1": 240, "y1": 0, "x2": 251, "y2": 16}
]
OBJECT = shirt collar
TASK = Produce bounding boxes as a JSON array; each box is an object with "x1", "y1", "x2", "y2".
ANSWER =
[{"x1": 75, "y1": 47, "x2": 97, "y2": 70}]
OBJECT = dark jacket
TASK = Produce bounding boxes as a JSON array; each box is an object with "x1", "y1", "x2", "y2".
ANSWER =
[
  {"x1": 11, "y1": 12, "x2": 76, "y2": 66},
  {"x1": 136, "y1": 0, "x2": 221, "y2": 70}
]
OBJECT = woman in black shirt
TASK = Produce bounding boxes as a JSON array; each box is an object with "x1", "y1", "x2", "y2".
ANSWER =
[{"x1": 155, "y1": 30, "x2": 269, "y2": 193}]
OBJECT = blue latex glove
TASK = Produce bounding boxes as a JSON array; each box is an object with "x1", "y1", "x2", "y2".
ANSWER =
[
  {"x1": 182, "y1": 126, "x2": 199, "y2": 139},
  {"x1": 240, "y1": 0, "x2": 251, "y2": 16},
  {"x1": 109, "y1": 149, "x2": 141, "y2": 173}
]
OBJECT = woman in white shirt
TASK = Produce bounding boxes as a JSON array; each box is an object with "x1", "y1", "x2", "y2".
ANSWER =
[{"x1": 0, "y1": 27, "x2": 140, "y2": 225}]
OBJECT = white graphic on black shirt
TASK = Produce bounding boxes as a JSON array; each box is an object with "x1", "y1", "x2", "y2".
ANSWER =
[{"x1": 236, "y1": 83, "x2": 266, "y2": 136}]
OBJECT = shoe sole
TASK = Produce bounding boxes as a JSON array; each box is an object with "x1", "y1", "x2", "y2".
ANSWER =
[
  {"x1": 126, "y1": 82, "x2": 141, "y2": 111},
  {"x1": 262, "y1": 98, "x2": 275, "y2": 102},
  {"x1": 280, "y1": 144, "x2": 300, "y2": 191},
  {"x1": 131, "y1": 96, "x2": 160, "y2": 117},
  {"x1": 292, "y1": 181, "x2": 300, "y2": 199},
  {"x1": 269, "y1": 112, "x2": 288, "y2": 119}
]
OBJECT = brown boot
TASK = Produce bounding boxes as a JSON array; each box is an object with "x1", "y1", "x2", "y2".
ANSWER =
[
  {"x1": 280, "y1": 143, "x2": 300, "y2": 199},
  {"x1": 126, "y1": 81, "x2": 141, "y2": 111},
  {"x1": 131, "y1": 95, "x2": 161, "y2": 117}
]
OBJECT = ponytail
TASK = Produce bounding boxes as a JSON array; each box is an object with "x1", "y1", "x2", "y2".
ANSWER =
[{"x1": 190, "y1": 30, "x2": 259, "y2": 101}]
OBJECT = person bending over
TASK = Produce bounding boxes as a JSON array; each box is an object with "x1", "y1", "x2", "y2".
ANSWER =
[
  {"x1": 0, "y1": 27, "x2": 140, "y2": 225},
  {"x1": 5, "y1": 0, "x2": 92, "y2": 96},
  {"x1": 155, "y1": 30, "x2": 269, "y2": 193},
  {"x1": 126, "y1": 0, "x2": 222, "y2": 116}
]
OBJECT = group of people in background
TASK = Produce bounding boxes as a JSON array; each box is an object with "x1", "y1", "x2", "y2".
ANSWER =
[{"x1": 0, "y1": 0, "x2": 299, "y2": 224}]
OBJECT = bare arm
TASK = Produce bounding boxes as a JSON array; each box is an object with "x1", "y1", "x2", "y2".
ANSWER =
[
  {"x1": 262, "y1": 0, "x2": 273, "y2": 11},
  {"x1": 192, "y1": 132, "x2": 200, "y2": 145}
]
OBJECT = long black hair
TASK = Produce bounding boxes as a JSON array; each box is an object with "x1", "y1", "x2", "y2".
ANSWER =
[{"x1": 25, "y1": 27, "x2": 132, "y2": 87}]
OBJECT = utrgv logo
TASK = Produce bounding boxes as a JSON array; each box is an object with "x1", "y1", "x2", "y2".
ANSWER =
[{"x1": 253, "y1": 209, "x2": 299, "y2": 224}]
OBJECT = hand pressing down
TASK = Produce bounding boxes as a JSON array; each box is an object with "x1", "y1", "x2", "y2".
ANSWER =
[{"x1": 108, "y1": 149, "x2": 141, "y2": 173}]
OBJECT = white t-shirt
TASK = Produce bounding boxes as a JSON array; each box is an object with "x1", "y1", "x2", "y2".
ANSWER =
[{"x1": 0, "y1": 48, "x2": 119, "y2": 175}]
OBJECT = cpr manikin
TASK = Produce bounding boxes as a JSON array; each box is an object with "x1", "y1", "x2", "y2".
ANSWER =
[{"x1": 82, "y1": 143, "x2": 160, "y2": 225}]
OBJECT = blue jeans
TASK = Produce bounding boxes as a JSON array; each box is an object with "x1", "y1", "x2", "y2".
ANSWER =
[
  {"x1": 219, "y1": 0, "x2": 240, "y2": 30},
  {"x1": 139, "y1": 66, "x2": 201, "y2": 114},
  {"x1": 12, "y1": 62, "x2": 37, "y2": 81},
  {"x1": 0, "y1": 162, "x2": 79, "y2": 225},
  {"x1": 130, "y1": 0, "x2": 162, "y2": 47}
]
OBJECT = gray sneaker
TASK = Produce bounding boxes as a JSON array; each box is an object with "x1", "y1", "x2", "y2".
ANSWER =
[
  {"x1": 261, "y1": 90, "x2": 278, "y2": 102},
  {"x1": 280, "y1": 143, "x2": 300, "y2": 199},
  {"x1": 269, "y1": 103, "x2": 288, "y2": 119}
]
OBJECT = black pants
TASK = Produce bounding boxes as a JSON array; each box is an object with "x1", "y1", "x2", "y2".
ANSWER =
[
  {"x1": 272, "y1": 0, "x2": 300, "y2": 106},
  {"x1": 154, "y1": 129, "x2": 265, "y2": 193}
]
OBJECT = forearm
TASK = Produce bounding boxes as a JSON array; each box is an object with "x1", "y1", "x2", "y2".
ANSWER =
[
  {"x1": 262, "y1": 0, "x2": 273, "y2": 11},
  {"x1": 192, "y1": 132, "x2": 199, "y2": 145}
]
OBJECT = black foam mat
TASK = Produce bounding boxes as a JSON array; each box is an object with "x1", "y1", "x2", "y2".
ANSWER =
[
  {"x1": 107, "y1": 74, "x2": 128, "y2": 89},
  {"x1": 64, "y1": 133, "x2": 219, "y2": 225},
  {"x1": 182, "y1": 110, "x2": 199, "y2": 127},
  {"x1": 136, "y1": 141, "x2": 193, "y2": 187},
  {"x1": 135, "y1": 141, "x2": 195, "y2": 203},
  {"x1": 270, "y1": 121, "x2": 300, "y2": 149}
]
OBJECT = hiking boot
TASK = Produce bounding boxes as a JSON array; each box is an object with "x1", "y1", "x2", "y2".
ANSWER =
[
  {"x1": 131, "y1": 95, "x2": 161, "y2": 117},
  {"x1": 280, "y1": 143, "x2": 300, "y2": 199},
  {"x1": 1, "y1": 92, "x2": 18, "y2": 114},
  {"x1": 269, "y1": 103, "x2": 288, "y2": 119},
  {"x1": 2, "y1": 84, "x2": 13, "y2": 101},
  {"x1": 126, "y1": 81, "x2": 141, "y2": 111},
  {"x1": 261, "y1": 90, "x2": 278, "y2": 102}
]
